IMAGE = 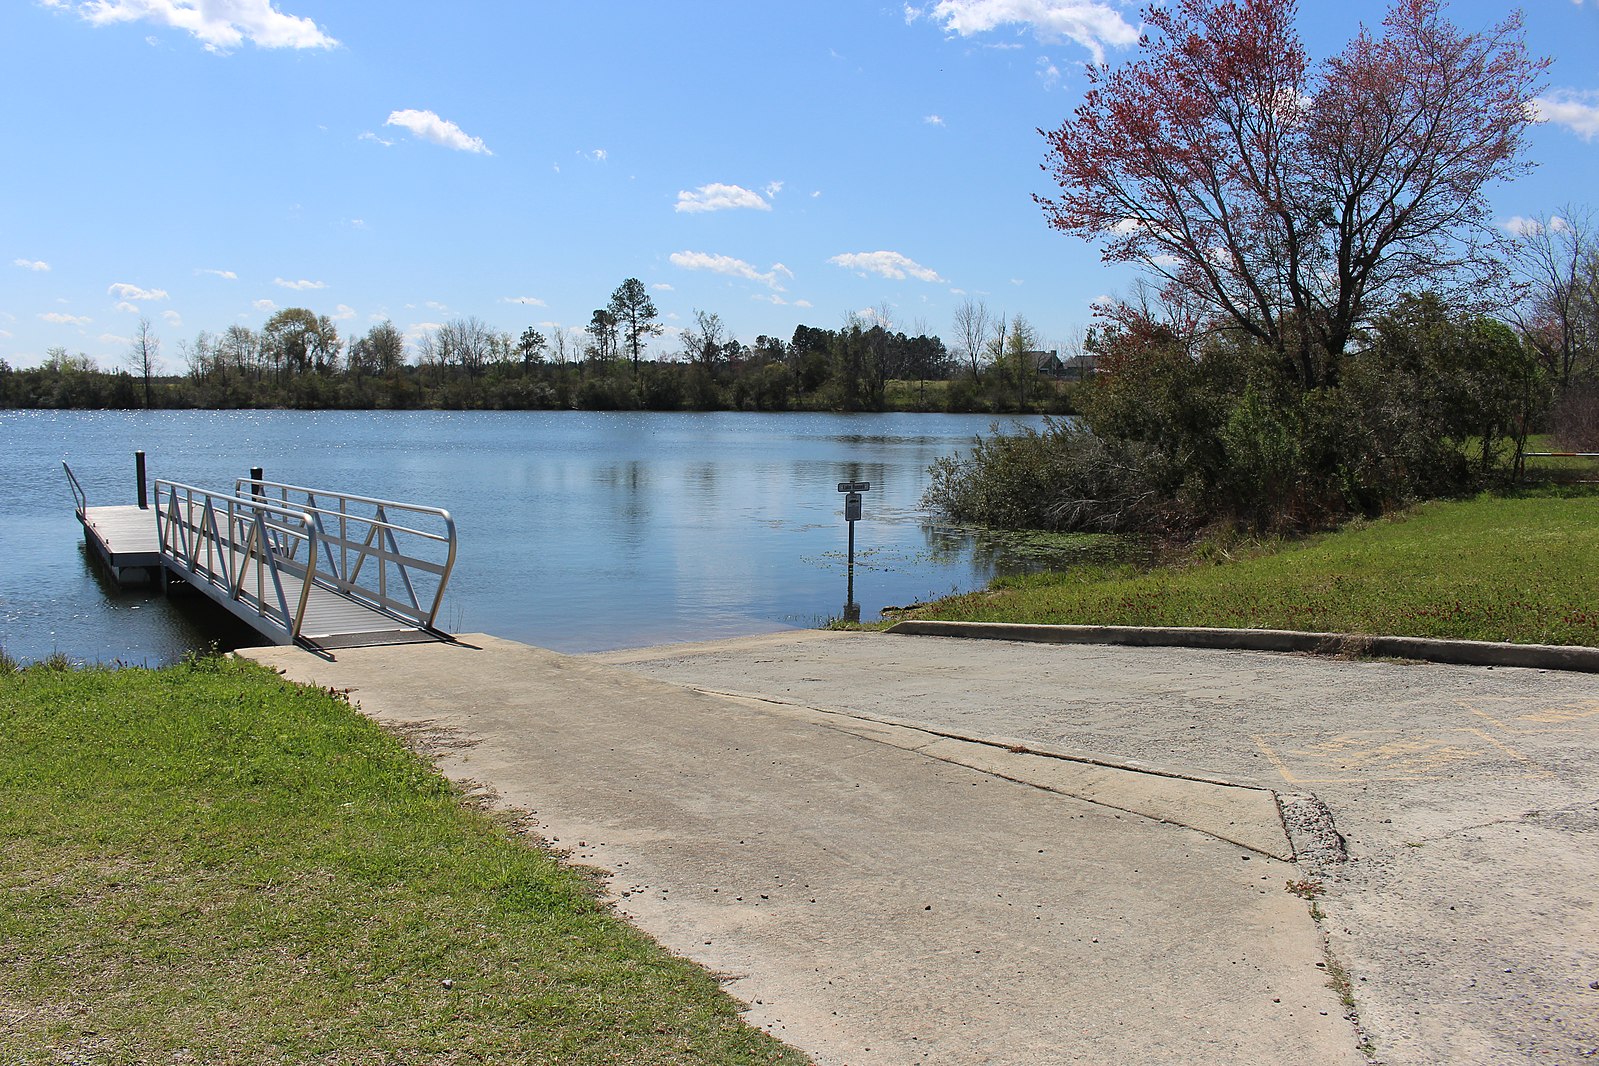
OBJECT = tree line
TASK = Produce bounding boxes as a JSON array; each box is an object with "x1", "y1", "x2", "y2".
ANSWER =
[{"x1": 0, "y1": 281, "x2": 1080, "y2": 415}]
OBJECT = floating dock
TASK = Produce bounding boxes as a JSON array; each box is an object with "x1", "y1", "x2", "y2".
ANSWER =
[
  {"x1": 78, "y1": 503, "x2": 163, "y2": 583},
  {"x1": 66, "y1": 458, "x2": 456, "y2": 652}
]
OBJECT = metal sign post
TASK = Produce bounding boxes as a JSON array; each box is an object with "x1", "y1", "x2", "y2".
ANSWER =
[{"x1": 837, "y1": 481, "x2": 869, "y2": 621}]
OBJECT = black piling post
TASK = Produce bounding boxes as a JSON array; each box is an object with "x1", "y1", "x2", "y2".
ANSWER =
[
  {"x1": 250, "y1": 466, "x2": 264, "y2": 501},
  {"x1": 135, "y1": 450, "x2": 148, "y2": 510}
]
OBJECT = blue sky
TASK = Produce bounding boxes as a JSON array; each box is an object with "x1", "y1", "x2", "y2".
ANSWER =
[{"x1": 3, "y1": 0, "x2": 1596, "y2": 372}]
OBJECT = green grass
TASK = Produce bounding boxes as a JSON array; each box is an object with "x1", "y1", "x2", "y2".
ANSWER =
[
  {"x1": 913, "y1": 488, "x2": 1599, "y2": 647},
  {"x1": 0, "y1": 655, "x2": 805, "y2": 1065}
]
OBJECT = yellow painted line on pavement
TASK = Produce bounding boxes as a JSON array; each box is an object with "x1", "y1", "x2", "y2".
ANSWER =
[
  {"x1": 1252, "y1": 727, "x2": 1548, "y2": 784},
  {"x1": 1462, "y1": 698, "x2": 1599, "y2": 734}
]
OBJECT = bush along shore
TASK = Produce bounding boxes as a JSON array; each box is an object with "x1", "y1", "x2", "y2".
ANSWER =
[{"x1": 0, "y1": 652, "x2": 804, "y2": 1065}]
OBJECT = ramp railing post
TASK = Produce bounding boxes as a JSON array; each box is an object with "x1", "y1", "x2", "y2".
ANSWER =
[{"x1": 135, "y1": 451, "x2": 148, "y2": 510}]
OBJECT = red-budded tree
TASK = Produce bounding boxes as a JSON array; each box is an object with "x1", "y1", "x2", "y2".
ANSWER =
[{"x1": 1038, "y1": 0, "x2": 1546, "y2": 390}]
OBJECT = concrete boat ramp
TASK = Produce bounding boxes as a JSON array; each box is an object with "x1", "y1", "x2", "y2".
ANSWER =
[
  {"x1": 242, "y1": 632, "x2": 1364, "y2": 1065},
  {"x1": 245, "y1": 628, "x2": 1599, "y2": 1064}
]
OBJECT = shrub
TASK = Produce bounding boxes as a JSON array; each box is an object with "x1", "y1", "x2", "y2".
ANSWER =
[{"x1": 925, "y1": 295, "x2": 1547, "y2": 537}]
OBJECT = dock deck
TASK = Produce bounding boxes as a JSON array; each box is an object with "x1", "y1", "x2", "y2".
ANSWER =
[{"x1": 80, "y1": 504, "x2": 162, "y2": 581}]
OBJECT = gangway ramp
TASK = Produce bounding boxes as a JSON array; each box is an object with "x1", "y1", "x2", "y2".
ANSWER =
[{"x1": 66, "y1": 462, "x2": 457, "y2": 651}]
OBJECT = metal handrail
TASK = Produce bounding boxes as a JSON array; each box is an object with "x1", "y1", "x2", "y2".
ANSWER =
[
  {"x1": 154, "y1": 480, "x2": 319, "y2": 643},
  {"x1": 233, "y1": 478, "x2": 457, "y2": 630},
  {"x1": 62, "y1": 461, "x2": 88, "y2": 517}
]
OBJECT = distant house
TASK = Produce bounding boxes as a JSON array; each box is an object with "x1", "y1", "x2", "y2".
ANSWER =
[
  {"x1": 1060, "y1": 352, "x2": 1099, "y2": 381},
  {"x1": 1026, "y1": 350, "x2": 1098, "y2": 381},
  {"x1": 1026, "y1": 350, "x2": 1064, "y2": 377}
]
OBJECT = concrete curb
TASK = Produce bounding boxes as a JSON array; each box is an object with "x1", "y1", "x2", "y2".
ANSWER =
[{"x1": 884, "y1": 619, "x2": 1599, "y2": 673}]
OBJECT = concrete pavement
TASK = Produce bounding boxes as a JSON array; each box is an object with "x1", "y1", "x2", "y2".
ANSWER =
[
  {"x1": 242, "y1": 634, "x2": 1360, "y2": 1065},
  {"x1": 595, "y1": 629, "x2": 1599, "y2": 1065}
]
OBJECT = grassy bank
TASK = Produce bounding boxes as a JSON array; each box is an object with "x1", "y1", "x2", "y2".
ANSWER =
[
  {"x1": 911, "y1": 488, "x2": 1599, "y2": 647},
  {"x1": 0, "y1": 655, "x2": 802, "y2": 1065}
]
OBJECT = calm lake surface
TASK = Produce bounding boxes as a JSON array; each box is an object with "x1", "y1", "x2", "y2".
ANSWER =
[{"x1": 1, "y1": 409, "x2": 1048, "y2": 664}]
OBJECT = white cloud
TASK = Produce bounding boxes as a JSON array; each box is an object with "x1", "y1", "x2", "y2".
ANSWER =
[
  {"x1": 811, "y1": 190, "x2": 822, "y2": 198},
  {"x1": 828, "y1": 250, "x2": 945, "y2": 283},
  {"x1": 669, "y1": 251, "x2": 791, "y2": 290},
  {"x1": 0, "y1": 329, "x2": 11, "y2": 340},
  {"x1": 907, "y1": 0, "x2": 1139, "y2": 63},
  {"x1": 13, "y1": 258, "x2": 50, "y2": 272},
  {"x1": 1504, "y1": 215, "x2": 1571, "y2": 238},
  {"x1": 652, "y1": 283, "x2": 674, "y2": 292},
  {"x1": 924, "y1": 114, "x2": 946, "y2": 126},
  {"x1": 764, "y1": 180, "x2": 784, "y2": 198},
  {"x1": 108, "y1": 281, "x2": 168, "y2": 301},
  {"x1": 98, "y1": 332, "x2": 130, "y2": 346},
  {"x1": 40, "y1": 312, "x2": 92, "y2": 325},
  {"x1": 162, "y1": 309, "x2": 182, "y2": 326},
  {"x1": 502, "y1": 296, "x2": 547, "y2": 306},
  {"x1": 65, "y1": 0, "x2": 337, "y2": 53},
  {"x1": 385, "y1": 109, "x2": 492, "y2": 155},
  {"x1": 274, "y1": 277, "x2": 325, "y2": 291},
  {"x1": 252, "y1": 298, "x2": 276, "y2": 311},
  {"x1": 675, "y1": 183, "x2": 772, "y2": 214},
  {"x1": 331, "y1": 304, "x2": 356, "y2": 320},
  {"x1": 1533, "y1": 90, "x2": 1599, "y2": 140},
  {"x1": 114, "y1": 301, "x2": 140, "y2": 313},
  {"x1": 358, "y1": 131, "x2": 396, "y2": 148},
  {"x1": 587, "y1": 149, "x2": 607, "y2": 162},
  {"x1": 794, "y1": 299, "x2": 813, "y2": 309},
  {"x1": 197, "y1": 267, "x2": 236, "y2": 279}
]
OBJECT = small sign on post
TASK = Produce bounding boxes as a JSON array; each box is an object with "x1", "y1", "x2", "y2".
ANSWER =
[{"x1": 837, "y1": 481, "x2": 871, "y2": 621}]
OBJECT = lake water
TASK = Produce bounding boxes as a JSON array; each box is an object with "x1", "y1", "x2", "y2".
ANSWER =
[{"x1": 1, "y1": 409, "x2": 1051, "y2": 665}]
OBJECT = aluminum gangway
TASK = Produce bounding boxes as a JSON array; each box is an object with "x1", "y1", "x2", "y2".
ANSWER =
[{"x1": 67, "y1": 462, "x2": 457, "y2": 651}]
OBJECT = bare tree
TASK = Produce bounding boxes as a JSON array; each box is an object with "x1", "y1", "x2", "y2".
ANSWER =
[
  {"x1": 550, "y1": 327, "x2": 573, "y2": 366},
  {"x1": 181, "y1": 330, "x2": 218, "y2": 383},
  {"x1": 679, "y1": 310, "x2": 727, "y2": 371},
  {"x1": 1506, "y1": 207, "x2": 1597, "y2": 387},
  {"x1": 952, "y1": 297, "x2": 991, "y2": 382},
  {"x1": 431, "y1": 317, "x2": 496, "y2": 379},
  {"x1": 218, "y1": 325, "x2": 259, "y2": 380},
  {"x1": 126, "y1": 317, "x2": 159, "y2": 407}
]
